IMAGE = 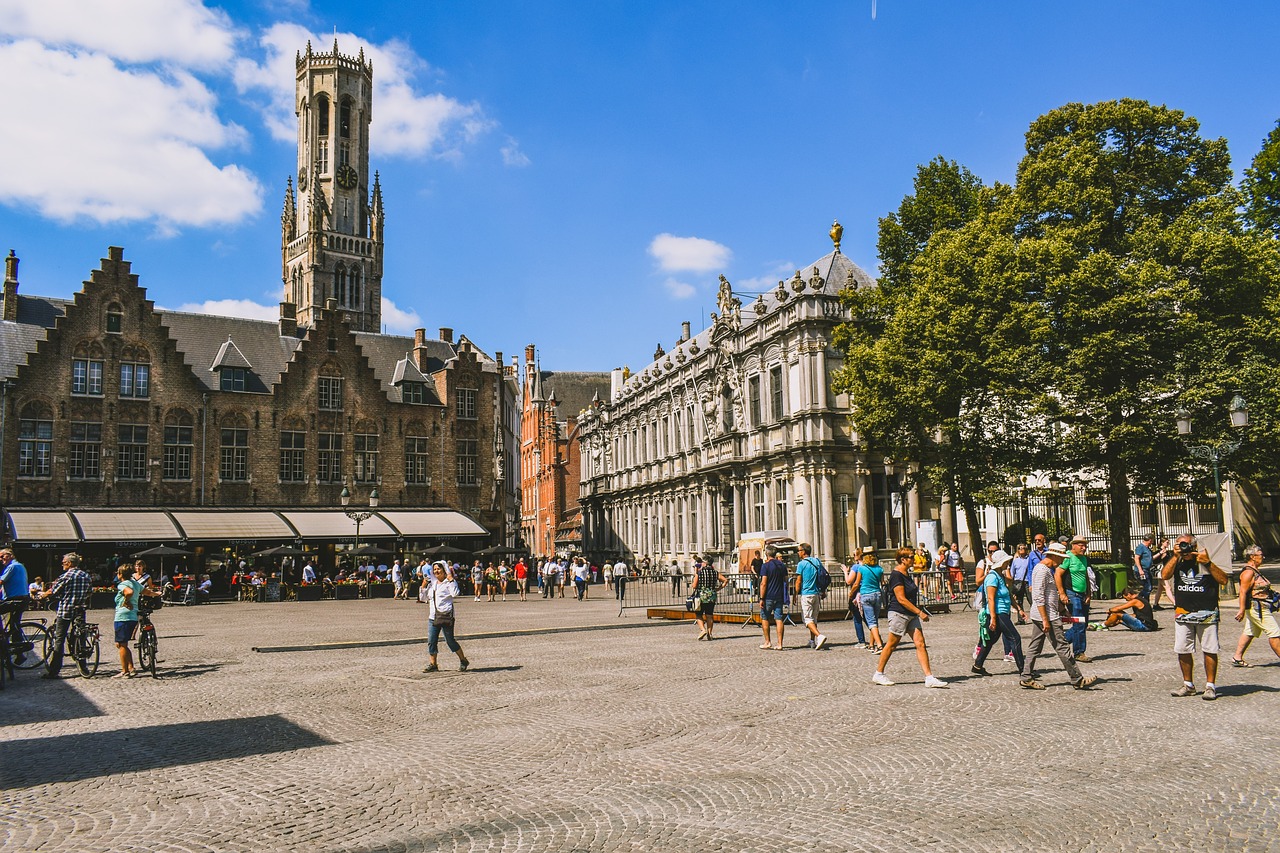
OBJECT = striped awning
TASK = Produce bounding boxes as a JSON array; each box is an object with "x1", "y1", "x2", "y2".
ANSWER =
[
  {"x1": 375, "y1": 510, "x2": 486, "y2": 537},
  {"x1": 279, "y1": 511, "x2": 397, "y2": 540},
  {"x1": 73, "y1": 511, "x2": 181, "y2": 542},
  {"x1": 169, "y1": 511, "x2": 297, "y2": 541},
  {"x1": 5, "y1": 510, "x2": 80, "y2": 543}
]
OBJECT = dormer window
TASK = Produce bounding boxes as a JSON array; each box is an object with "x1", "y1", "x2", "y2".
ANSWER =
[
  {"x1": 219, "y1": 367, "x2": 247, "y2": 392},
  {"x1": 402, "y1": 382, "x2": 426, "y2": 404}
]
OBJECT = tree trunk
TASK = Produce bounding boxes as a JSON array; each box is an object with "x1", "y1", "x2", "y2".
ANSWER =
[{"x1": 1107, "y1": 459, "x2": 1133, "y2": 564}]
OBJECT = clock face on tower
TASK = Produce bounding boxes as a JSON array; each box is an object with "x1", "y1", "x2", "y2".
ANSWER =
[{"x1": 336, "y1": 164, "x2": 358, "y2": 190}]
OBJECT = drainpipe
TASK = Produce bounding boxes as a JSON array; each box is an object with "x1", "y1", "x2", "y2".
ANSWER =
[{"x1": 200, "y1": 392, "x2": 208, "y2": 506}]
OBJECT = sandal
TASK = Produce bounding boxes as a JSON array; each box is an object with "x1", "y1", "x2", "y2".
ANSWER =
[
  {"x1": 1230, "y1": 658, "x2": 1252, "y2": 668},
  {"x1": 759, "y1": 643, "x2": 772, "y2": 650}
]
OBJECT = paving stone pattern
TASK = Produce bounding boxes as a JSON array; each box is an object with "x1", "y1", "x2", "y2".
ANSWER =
[{"x1": 2, "y1": 594, "x2": 1278, "y2": 852}]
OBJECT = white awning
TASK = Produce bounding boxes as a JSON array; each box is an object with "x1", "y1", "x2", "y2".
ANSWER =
[
  {"x1": 72, "y1": 511, "x2": 182, "y2": 542},
  {"x1": 376, "y1": 510, "x2": 486, "y2": 537},
  {"x1": 169, "y1": 511, "x2": 297, "y2": 541},
  {"x1": 279, "y1": 511, "x2": 397, "y2": 540},
  {"x1": 6, "y1": 510, "x2": 79, "y2": 543}
]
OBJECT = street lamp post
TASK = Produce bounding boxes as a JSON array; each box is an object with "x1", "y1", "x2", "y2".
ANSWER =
[
  {"x1": 341, "y1": 486, "x2": 379, "y2": 554},
  {"x1": 1176, "y1": 395, "x2": 1248, "y2": 534}
]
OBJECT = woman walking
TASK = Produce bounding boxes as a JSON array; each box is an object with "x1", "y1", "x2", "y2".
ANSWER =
[
  {"x1": 971, "y1": 551, "x2": 1026, "y2": 676},
  {"x1": 691, "y1": 557, "x2": 727, "y2": 641},
  {"x1": 424, "y1": 563, "x2": 469, "y2": 673},
  {"x1": 849, "y1": 546, "x2": 885, "y2": 652},
  {"x1": 873, "y1": 548, "x2": 947, "y2": 688}
]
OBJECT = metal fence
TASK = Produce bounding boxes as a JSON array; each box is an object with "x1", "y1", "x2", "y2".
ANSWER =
[
  {"x1": 612, "y1": 568, "x2": 975, "y2": 621},
  {"x1": 993, "y1": 493, "x2": 1222, "y2": 555}
]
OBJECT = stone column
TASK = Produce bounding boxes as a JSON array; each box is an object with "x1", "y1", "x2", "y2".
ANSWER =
[
  {"x1": 856, "y1": 468, "x2": 872, "y2": 550},
  {"x1": 819, "y1": 472, "x2": 835, "y2": 559}
]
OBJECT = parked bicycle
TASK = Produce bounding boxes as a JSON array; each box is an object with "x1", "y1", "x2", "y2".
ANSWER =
[
  {"x1": 0, "y1": 615, "x2": 50, "y2": 689},
  {"x1": 135, "y1": 597, "x2": 160, "y2": 677},
  {"x1": 64, "y1": 607, "x2": 101, "y2": 678}
]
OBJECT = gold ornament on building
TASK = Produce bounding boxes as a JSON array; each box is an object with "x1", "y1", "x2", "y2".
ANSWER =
[{"x1": 830, "y1": 220, "x2": 843, "y2": 253}]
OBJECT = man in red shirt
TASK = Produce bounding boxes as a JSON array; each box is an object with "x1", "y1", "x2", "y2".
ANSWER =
[{"x1": 513, "y1": 559, "x2": 529, "y2": 602}]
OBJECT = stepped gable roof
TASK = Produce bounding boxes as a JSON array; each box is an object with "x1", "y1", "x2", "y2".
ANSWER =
[
  {"x1": 157, "y1": 310, "x2": 301, "y2": 394},
  {"x1": 537, "y1": 370, "x2": 610, "y2": 420},
  {"x1": 352, "y1": 332, "x2": 454, "y2": 398},
  {"x1": 0, "y1": 295, "x2": 68, "y2": 380}
]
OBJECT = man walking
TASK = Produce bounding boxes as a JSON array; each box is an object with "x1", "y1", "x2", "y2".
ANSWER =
[
  {"x1": 1164, "y1": 534, "x2": 1228, "y2": 700},
  {"x1": 613, "y1": 557, "x2": 629, "y2": 602},
  {"x1": 1021, "y1": 543, "x2": 1097, "y2": 690},
  {"x1": 38, "y1": 553, "x2": 93, "y2": 679},
  {"x1": 1230, "y1": 544, "x2": 1280, "y2": 666},
  {"x1": 1009, "y1": 542, "x2": 1032, "y2": 620},
  {"x1": 1062, "y1": 534, "x2": 1092, "y2": 662},
  {"x1": 757, "y1": 546, "x2": 787, "y2": 650},
  {"x1": 794, "y1": 543, "x2": 828, "y2": 650}
]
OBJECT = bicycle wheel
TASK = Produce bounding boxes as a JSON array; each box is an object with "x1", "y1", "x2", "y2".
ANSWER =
[
  {"x1": 76, "y1": 627, "x2": 100, "y2": 678},
  {"x1": 138, "y1": 628, "x2": 158, "y2": 677},
  {"x1": 14, "y1": 622, "x2": 49, "y2": 670}
]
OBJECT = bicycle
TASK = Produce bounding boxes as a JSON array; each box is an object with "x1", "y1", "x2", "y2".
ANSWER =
[
  {"x1": 0, "y1": 612, "x2": 50, "y2": 689},
  {"x1": 62, "y1": 607, "x2": 100, "y2": 678},
  {"x1": 134, "y1": 598, "x2": 160, "y2": 677}
]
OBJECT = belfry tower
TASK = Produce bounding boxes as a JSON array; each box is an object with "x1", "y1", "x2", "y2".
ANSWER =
[{"x1": 281, "y1": 39, "x2": 384, "y2": 332}]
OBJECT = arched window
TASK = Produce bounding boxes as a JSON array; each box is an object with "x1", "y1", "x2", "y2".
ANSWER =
[
  {"x1": 339, "y1": 99, "x2": 352, "y2": 139},
  {"x1": 105, "y1": 302, "x2": 123, "y2": 334},
  {"x1": 316, "y1": 95, "x2": 329, "y2": 137},
  {"x1": 334, "y1": 263, "x2": 347, "y2": 307}
]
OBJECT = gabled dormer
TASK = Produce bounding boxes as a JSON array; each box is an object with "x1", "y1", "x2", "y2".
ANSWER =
[
  {"x1": 392, "y1": 355, "x2": 442, "y2": 405},
  {"x1": 211, "y1": 336, "x2": 256, "y2": 393}
]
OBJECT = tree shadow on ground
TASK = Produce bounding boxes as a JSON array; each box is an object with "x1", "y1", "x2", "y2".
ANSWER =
[
  {"x1": 0, "y1": 676, "x2": 104, "y2": 728},
  {"x1": 0, "y1": 714, "x2": 333, "y2": 789}
]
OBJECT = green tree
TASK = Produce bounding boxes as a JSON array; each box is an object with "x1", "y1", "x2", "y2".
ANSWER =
[
  {"x1": 833, "y1": 159, "x2": 1032, "y2": 557},
  {"x1": 1243, "y1": 120, "x2": 1280, "y2": 239}
]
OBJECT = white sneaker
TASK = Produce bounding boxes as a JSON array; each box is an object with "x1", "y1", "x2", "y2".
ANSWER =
[
  {"x1": 924, "y1": 676, "x2": 949, "y2": 689},
  {"x1": 814, "y1": 634, "x2": 828, "y2": 650},
  {"x1": 872, "y1": 671, "x2": 895, "y2": 686},
  {"x1": 853, "y1": 642, "x2": 867, "y2": 649},
  {"x1": 1003, "y1": 653, "x2": 1016, "y2": 664}
]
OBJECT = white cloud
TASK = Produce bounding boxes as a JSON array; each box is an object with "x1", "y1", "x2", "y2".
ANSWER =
[
  {"x1": 501, "y1": 137, "x2": 530, "y2": 167},
  {"x1": 234, "y1": 23, "x2": 491, "y2": 159},
  {"x1": 663, "y1": 278, "x2": 696, "y2": 300},
  {"x1": 735, "y1": 261, "x2": 796, "y2": 291},
  {"x1": 0, "y1": 40, "x2": 262, "y2": 228},
  {"x1": 0, "y1": 0, "x2": 240, "y2": 70},
  {"x1": 172, "y1": 298, "x2": 278, "y2": 322},
  {"x1": 648, "y1": 233, "x2": 732, "y2": 273},
  {"x1": 381, "y1": 296, "x2": 422, "y2": 334}
]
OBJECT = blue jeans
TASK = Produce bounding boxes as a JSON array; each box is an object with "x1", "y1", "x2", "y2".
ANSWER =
[
  {"x1": 428, "y1": 619, "x2": 460, "y2": 656},
  {"x1": 1119, "y1": 613, "x2": 1151, "y2": 632},
  {"x1": 849, "y1": 599, "x2": 866, "y2": 643},
  {"x1": 976, "y1": 611, "x2": 1025, "y2": 671},
  {"x1": 860, "y1": 593, "x2": 881, "y2": 628},
  {"x1": 1065, "y1": 590, "x2": 1088, "y2": 656}
]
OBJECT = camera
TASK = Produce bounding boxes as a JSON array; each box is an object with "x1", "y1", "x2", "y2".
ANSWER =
[{"x1": 1177, "y1": 541, "x2": 1195, "y2": 553}]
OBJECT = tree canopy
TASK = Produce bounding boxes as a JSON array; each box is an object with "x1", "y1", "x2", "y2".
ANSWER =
[{"x1": 834, "y1": 99, "x2": 1280, "y2": 559}]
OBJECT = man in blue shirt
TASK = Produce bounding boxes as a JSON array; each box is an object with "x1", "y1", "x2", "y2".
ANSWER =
[
  {"x1": 757, "y1": 546, "x2": 788, "y2": 650},
  {"x1": 1009, "y1": 542, "x2": 1032, "y2": 622},
  {"x1": 0, "y1": 548, "x2": 31, "y2": 662},
  {"x1": 793, "y1": 543, "x2": 828, "y2": 650},
  {"x1": 1133, "y1": 534, "x2": 1155, "y2": 602}
]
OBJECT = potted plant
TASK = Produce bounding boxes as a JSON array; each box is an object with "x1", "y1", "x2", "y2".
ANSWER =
[
  {"x1": 296, "y1": 583, "x2": 322, "y2": 601},
  {"x1": 334, "y1": 582, "x2": 359, "y2": 600},
  {"x1": 368, "y1": 581, "x2": 394, "y2": 598}
]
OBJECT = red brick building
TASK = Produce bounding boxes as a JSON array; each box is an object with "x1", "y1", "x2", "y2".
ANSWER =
[{"x1": 519, "y1": 345, "x2": 609, "y2": 558}]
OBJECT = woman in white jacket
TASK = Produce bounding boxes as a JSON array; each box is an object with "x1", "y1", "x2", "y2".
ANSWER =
[{"x1": 424, "y1": 562, "x2": 470, "y2": 673}]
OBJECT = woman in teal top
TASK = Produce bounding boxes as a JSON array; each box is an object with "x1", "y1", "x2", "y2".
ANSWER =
[
  {"x1": 113, "y1": 564, "x2": 142, "y2": 678},
  {"x1": 853, "y1": 549, "x2": 885, "y2": 652},
  {"x1": 972, "y1": 552, "x2": 1026, "y2": 676}
]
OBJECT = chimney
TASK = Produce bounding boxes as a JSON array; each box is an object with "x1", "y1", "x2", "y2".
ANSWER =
[
  {"x1": 2, "y1": 249, "x2": 18, "y2": 322},
  {"x1": 681, "y1": 321, "x2": 691, "y2": 342},
  {"x1": 610, "y1": 367, "x2": 624, "y2": 399},
  {"x1": 279, "y1": 301, "x2": 297, "y2": 337},
  {"x1": 654, "y1": 342, "x2": 665, "y2": 361},
  {"x1": 413, "y1": 327, "x2": 428, "y2": 372},
  {"x1": 525, "y1": 344, "x2": 535, "y2": 364},
  {"x1": 508, "y1": 354, "x2": 519, "y2": 379},
  {"x1": 438, "y1": 327, "x2": 453, "y2": 344}
]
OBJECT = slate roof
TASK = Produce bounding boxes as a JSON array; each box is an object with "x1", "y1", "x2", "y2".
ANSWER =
[
  {"x1": 0, "y1": 295, "x2": 70, "y2": 381},
  {"x1": 538, "y1": 370, "x2": 611, "y2": 421},
  {"x1": 157, "y1": 311, "x2": 302, "y2": 394}
]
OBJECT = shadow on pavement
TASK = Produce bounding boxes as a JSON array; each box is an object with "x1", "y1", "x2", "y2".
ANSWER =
[
  {"x1": 154, "y1": 663, "x2": 226, "y2": 679},
  {"x1": 0, "y1": 675, "x2": 105, "y2": 729},
  {"x1": 0, "y1": 713, "x2": 333, "y2": 789},
  {"x1": 1214, "y1": 683, "x2": 1280, "y2": 697}
]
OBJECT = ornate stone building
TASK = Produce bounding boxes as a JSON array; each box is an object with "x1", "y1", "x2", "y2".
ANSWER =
[
  {"x1": 577, "y1": 230, "x2": 923, "y2": 566},
  {"x1": 519, "y1": 345, "x2": 609, "y2": 557},
  {"x1": 0, "y1": 41, "x2": 520, "y2": 575}
]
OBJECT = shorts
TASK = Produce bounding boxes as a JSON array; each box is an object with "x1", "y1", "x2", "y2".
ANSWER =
[
  {"x1": 887, "y1": 610, "x2": 922, "y2": 637},
  {"x1": 760, "y1": 598, "x2": 784, "y2": 622},
  {"x1": 1173, "y1": 620, "x2": 1220, "y2": 655},
  {"x1": 799, "y1": 594, "x2": 820, "y2": 625},
  {"x1": 114, "y1": 620, "x2": 139, "y2": 645},
  {"x1": 700, "y1": 599, "x2": 716, "y2": 616},
  {"x1": 948, "y1": 569, "x2": 964, "y2": 586},
  {"x1": 1242, "y1": 608, "x2": 1280, "y2": 639}
]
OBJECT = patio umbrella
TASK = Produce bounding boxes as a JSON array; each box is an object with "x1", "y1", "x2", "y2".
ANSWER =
[
  {"x1": 250, "y1": 545, "x2": 311, "y2": 558},
  {"x1": 474, "y1": 545, "x2": 521, "y2": 557},
  {"x1": 420, "y1": 544, "x2": 471, "y2": 559},
  {"x1": 131, "y1": 544, "x2": 195, "y2": 585},
  {"x1": 353, "y1": 544, "x2": 395, "y2": 557}
]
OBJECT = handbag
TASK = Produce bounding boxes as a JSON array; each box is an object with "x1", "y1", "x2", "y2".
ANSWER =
[
  {"x1": 685, "y1": 594, "x2": 702, "y2": 613},
  {"x1": 431, "y1": 583, "x2": 455, "y2": 626}
]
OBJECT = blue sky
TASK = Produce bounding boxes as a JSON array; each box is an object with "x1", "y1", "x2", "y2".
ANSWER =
[{"x1": 1, "y1": 1, "x2": 1277, "y2": 370}]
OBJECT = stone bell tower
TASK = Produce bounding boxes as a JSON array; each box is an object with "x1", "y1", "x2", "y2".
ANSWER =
[{"x1": 281, "y1": 39, "x2": 384, "y2": 332}]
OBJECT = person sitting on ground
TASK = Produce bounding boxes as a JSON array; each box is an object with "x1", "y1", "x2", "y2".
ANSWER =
[{"x1": 1090, "y1": 586, "x2": 1158, "y2": 632}]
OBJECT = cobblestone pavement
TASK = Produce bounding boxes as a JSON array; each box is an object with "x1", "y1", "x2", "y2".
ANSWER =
[{"x1": 2, "y1": 592, "x2": 1278, "y2": 852}]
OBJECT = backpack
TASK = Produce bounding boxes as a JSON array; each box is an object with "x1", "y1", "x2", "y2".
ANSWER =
[{"x1": 802, "y1": 557, "x2": 831, "y2": 597}]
